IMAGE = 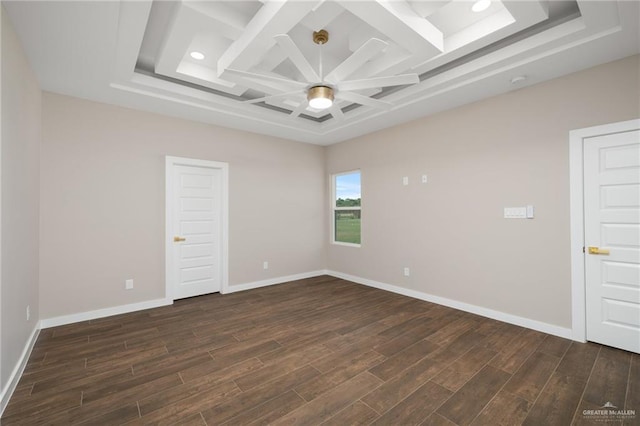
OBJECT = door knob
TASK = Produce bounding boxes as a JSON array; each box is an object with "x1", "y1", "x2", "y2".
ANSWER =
[
  {"x1": 173, "y1": 236, "x2": 186, "y2": 242},
  {"x1": 588, "y1": 246, "x2": 610, "y2": 255}
]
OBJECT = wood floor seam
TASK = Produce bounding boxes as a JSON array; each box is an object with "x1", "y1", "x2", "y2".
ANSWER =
[
  {"x1": 435, "y1": 410, "x2": 459, "y2": 426},
  {"x1": 624, "y1": 355, "x2": 633, "y2": 410},
  {"x1": 568, "y1": 346, "x2": 602, "y2": 425},
  {"x1": 524, "y1": 347, "x2": 564, "y2": 410},
  {"x1": 358, "y1": 398, "x2": 382, "y2": 416},
  {"x1": 466, "y1": 365, "x2": 518, "y2": 425}
]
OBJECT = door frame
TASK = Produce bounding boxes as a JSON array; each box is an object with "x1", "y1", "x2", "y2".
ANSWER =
[
  {"x1": 165, "y1": 156, "x2": 229, "y2": 300},
  {"x1": 569, "y1": 118, "x2": 640, "y2": 342}
]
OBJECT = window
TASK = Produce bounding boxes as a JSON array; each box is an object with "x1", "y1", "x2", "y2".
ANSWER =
[{"x1": 332, "y1": 170, "x2": 361, "y2": 246}]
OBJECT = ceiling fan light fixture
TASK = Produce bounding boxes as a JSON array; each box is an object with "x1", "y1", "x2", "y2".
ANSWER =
[{"x1": 307, "y1": 85, "x2": 334, "y2": 109}]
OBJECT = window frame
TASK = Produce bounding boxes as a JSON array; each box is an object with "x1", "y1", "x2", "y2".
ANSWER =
[{"x1": 331, "y1": 170, "x2": 362, "y2": 247}]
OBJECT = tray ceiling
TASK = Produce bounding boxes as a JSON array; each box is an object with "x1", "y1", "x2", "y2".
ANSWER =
[{"x1": 4, "y1": 0, "x2": 639, "y2": 145}]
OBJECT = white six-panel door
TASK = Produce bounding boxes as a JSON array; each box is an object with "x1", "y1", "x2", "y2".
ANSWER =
[
  {"x1": 166, "y1": 157, "x2": 228, "y2": 300},
  {"x1": 584, "y1": 129, "x2": 640, "y2": 353}
]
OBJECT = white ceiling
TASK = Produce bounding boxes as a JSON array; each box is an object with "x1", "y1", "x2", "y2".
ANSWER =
[{"x1": 4, "y1": 1, "x2": 639, "y2": 145}]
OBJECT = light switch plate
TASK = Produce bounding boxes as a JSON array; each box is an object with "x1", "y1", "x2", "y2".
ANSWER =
[{"x1": 504, "y1": 207, "x2": 527, "y2": 218}]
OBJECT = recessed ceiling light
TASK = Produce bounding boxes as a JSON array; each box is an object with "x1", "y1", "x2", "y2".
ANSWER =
[
  {"x1": 472, "y1": 0, "x2": 492, "y2": 12},
  {"x1": 190, "y1": 51, "x2": 205, "y2": 60}
]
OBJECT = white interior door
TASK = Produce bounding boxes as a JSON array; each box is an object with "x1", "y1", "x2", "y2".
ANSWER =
[
  {"x1": 584, "y1": 129, "x2": 640, "y2": 353},
  {"x1": 167, "y1": 158, "x2": 227, "y2": 300}
]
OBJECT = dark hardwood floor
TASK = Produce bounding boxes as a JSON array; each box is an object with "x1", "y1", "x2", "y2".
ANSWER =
[{"x1": 2, "y1": 276, "x2": 638, "y2": 425}]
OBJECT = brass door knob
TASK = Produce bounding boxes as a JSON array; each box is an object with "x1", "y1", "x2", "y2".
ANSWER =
[
  {"x1": 588, "y1": 246, "x2": 610, "y2": 255},
  {"x1": 173, "y1": 236, "x2": 186, "y2": 242}
]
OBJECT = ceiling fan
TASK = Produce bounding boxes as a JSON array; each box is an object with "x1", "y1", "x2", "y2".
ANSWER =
[{"x1": 223, "y1": 30, "x2": 420, "y2": 120}]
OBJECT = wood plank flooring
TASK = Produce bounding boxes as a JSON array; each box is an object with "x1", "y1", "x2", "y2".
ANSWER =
[{"x1": 3, "y1": 276, "x2": 638, "y2": 425}]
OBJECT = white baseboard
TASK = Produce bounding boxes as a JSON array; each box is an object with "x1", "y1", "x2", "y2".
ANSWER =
[
  {"x1": 223, "y1": 270, "x2": 327, "y2": 294},
  {"x1": 326, "y1": 270, "x2": 573, "y2": 340},
  {"x1": 40, "y1": 270, "x2": 328, "y2": 328},
  {"x1": 40, "y1": 298, "x2": 173, "y2": 329},
  {"x1": 1, "y1": 324, "x2": 40, "y2": 416}
]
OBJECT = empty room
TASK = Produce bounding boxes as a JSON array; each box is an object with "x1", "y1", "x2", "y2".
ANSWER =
[{"x1": 1, "y1": 0, "x2": 639, "y2": 424}]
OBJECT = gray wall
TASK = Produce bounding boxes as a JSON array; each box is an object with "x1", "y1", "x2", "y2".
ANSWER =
[
  {"x1": 40, "y1": 93, "x2": 326, "y2": 319},
  {"x1": 326, "y1": 54, "x2": 640, "y2": 329},
  {"x1": 1, "y1": 6, "x2": 41, "y2": 392}
]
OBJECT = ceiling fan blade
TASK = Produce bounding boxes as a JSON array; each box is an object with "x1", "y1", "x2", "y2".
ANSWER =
[
  {"x1": 274, "y1": 34, "x2": 320, "y2": 83},
  {"x1": 223, "y1": 68, "x2": 307, "y2": 91},
  {"x1": 338, "y1": 74, "x2": 419, "y2": 92},
  {"x1": 336, "y1": 91, "x2": 394, "y2": 111},
  {"x1": 329, "y1": 104, "x2": 344, "y2": 121},
  {"x1": 290, "y1": 101, "x2": 309, "y2": 118},
  {"x1": 325, "y1": 38, "x2": 388, "y2": 83},
  {"x1": 243, "y1": 90, "x2": 304, "y2": 104}
]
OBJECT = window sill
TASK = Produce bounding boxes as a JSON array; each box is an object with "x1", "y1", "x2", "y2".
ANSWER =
[{"x1": 332, "y1": 241, "x2": 361, "y2": 248}]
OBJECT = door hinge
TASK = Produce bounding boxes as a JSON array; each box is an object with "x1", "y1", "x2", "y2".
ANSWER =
[{"x1": 582, "y1": 246, "x2": 585, "y2": 253}]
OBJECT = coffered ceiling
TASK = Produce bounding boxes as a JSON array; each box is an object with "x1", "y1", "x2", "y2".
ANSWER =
[{"x1": 4, "y1": 1, "x2": 639, "y2": 145}]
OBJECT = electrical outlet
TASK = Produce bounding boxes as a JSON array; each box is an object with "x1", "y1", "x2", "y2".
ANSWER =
[
  {"x1": 263, "y1": 261, "x2": 269, "y2": 270},
  {"x1": 26, "y1": 305, "x2": 30, "y2": 321},
  {"x1": 421, "y1": 174, "x2": 428, "y2": 183},
  {"x1": 125, "y1": 279, "x2": 134, "y2": 290},
  {"x1": 403, "y1": 267, "x2": 410, "y2": 277},
  {"x1": 402, "y1": 176, "x2": 409, "y2": 186}
]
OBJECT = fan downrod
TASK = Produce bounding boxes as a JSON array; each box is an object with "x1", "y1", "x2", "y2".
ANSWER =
[{"x1": 313, "y1": 30, "x2": 329, "y2": 45}]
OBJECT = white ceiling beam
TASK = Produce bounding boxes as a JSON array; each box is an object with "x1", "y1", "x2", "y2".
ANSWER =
[
  {"x1": 113, "y1": 1, "x2": 153, "y2": 81},
  {"x1": 575, "y1": 1, "x2": 620, "y2": 31},
  {"x1": 218, "y1": 1, "x2": 320, "y2": 76},
  {"x1": 274, "y1": 34, "x2": 320, "y2": 82},
  {"x1": 181, "y1": 1, "x2": 250, "y2": 40},
  {"x1": 340, "y1": 0, "x2": 444, "y2": 57},
  {"x1": 501, "y1": 1, "x2": 548, "y2": 26},
  {"x1": 290, "y1": 101, "x2": 309, "y2": 118},
  {"x1": 412, "y1": 0, "x2": 551, "y2": 75},
  {"x1": 300, "y1": 0, "x2": 344, "y2": 31},
  {"x1": 155, "y1": 2, "x2": 246, "y2": 94},
  {"x1": 253, "y1": 45, "x2": 287, "y2": 74},
  {"x1": 409, "y1": 0, "x2": 449, "y2": 19},
  {"x1": 329, "y1": 104, "x2": 345, "y2": 121},
  {"x1": 175, "y1": 63, "x2": 237, "y2": 89},
  {"x1": 443, "y1": 8, "x2": 515, "y2": 53}
]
